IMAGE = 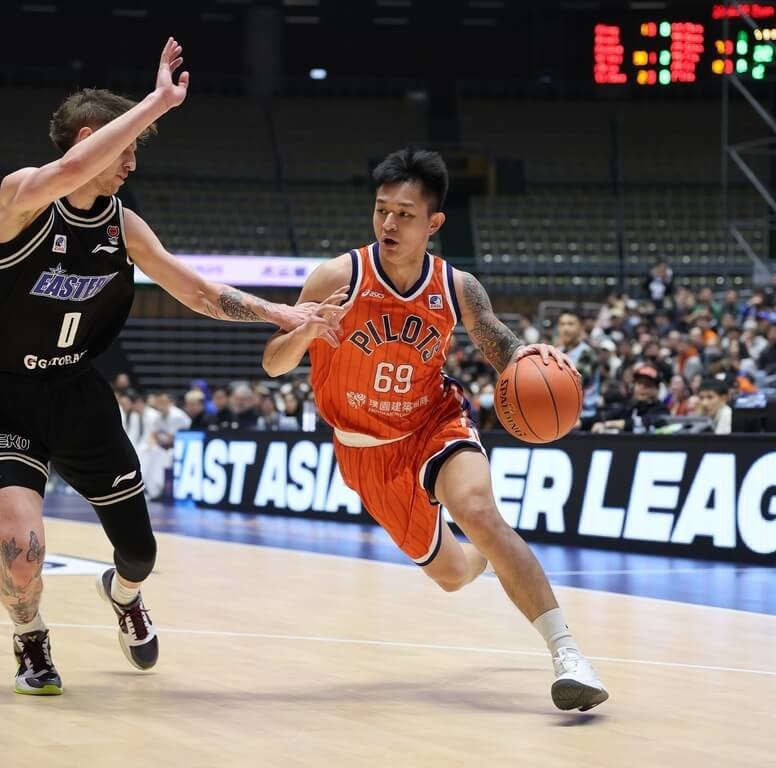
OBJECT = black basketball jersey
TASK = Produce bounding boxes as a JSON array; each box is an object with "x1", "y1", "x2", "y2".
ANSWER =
[{"x1": 0, "y1": 195, "x2": 135, "y2": 375}]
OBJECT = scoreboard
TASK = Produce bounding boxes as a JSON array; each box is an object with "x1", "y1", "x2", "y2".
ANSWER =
[{"x1": 594, "y1": 3, "x2": 776, "y2": 86}]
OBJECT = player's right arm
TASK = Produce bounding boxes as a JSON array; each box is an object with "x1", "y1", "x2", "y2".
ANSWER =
[
  {"x1": 262, "y1": 255, "x2": 354, "y2": 377},
  {"x1": 0, "y1": 38, "x2": 188, "y2": 226}
]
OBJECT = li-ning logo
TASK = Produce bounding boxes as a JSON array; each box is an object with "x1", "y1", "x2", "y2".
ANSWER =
[
  {"x1": 29, "y1": 263, "x2": 118, "y2": 302},
  {"x1": 92, "y1": 244, "x2": 119, "y2": 255}
]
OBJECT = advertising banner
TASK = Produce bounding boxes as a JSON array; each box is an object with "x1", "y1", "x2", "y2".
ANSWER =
[{"x1": 173, "y1": 431, "x2": 776, "y2": 563}]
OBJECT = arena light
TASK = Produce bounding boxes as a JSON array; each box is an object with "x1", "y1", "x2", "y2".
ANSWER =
[{"x1": 309, "y1": 68, "x2": 328, "y2": 80}]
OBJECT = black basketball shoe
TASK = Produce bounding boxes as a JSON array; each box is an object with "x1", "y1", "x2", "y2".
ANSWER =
[
  {"x1": 97, "y1": 567, "x2": 158, "y2": 670},
  {"x1": 14, "y1": 629, "x2": 63, "y2": 695}
]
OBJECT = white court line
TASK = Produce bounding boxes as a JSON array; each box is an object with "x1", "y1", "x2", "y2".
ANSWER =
[
  {"x1": 2, "y1": 620, "x2": 774, "y2": 678},
  {"x1": 545, "y1": 566, "x2": 772, "y2": 577}
]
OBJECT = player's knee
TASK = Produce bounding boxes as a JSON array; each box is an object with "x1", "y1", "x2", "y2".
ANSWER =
[
  {"x1": 114, "y1": 535, "x2": 157, "y2": 583},
  {"x1": 430, "y1": 561, "x2": 470, "y2": 593},
  {"x1": 450, "y1": 488, "x2": 501, "y2": 535},
  {"x1": 4, "y1": 557, "x2": 43, "y2": 590}
]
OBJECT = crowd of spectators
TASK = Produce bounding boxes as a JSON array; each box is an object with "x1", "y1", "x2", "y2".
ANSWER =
[{"x1": 108, "y1": 273, "x2": 776, "y2": 488}]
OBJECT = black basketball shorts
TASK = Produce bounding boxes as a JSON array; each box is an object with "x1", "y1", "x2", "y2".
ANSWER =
[{"x1": 0, "y1": 365, "x2": 144, "y2": 506}]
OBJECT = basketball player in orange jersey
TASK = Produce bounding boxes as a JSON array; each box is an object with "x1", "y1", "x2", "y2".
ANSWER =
[{"x1": 263, "y1": 149, "x2": 609, "y2": 711}]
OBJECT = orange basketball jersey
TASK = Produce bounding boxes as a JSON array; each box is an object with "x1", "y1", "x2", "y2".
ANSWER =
[{"x1": 310, "y1": 242, "x2": 463, "y2": 441}]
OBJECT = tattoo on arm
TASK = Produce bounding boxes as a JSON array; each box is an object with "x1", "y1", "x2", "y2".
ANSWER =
[
  {"x1": 217, "y1": 288, "x2": 269, "y2": 322},
  {"x1": 461, "y1": 273, "x2": 522, "y2": 373}
]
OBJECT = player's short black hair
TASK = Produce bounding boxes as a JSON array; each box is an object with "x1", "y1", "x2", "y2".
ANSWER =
[{"x1": 372, "y1": 148, "x2": 449, "y2": 213}]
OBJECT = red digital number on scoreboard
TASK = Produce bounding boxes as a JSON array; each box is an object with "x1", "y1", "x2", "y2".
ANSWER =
[{"x1": 594, "y1": 24, "x2": 627, "y2": 83}]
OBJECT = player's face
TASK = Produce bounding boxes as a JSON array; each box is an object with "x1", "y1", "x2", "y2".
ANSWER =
[
  {"x1": 373, "y1": 182, "x2": 444, "y2": 261},
  {"x1": 95, "y1": 139, "x2": 137, "y2": 196}
]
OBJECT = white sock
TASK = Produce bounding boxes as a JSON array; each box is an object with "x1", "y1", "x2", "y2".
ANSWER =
[
  {"x1": 14, "y1": 613, "x2": 47, "y2": 636},
  {"x1": 111, "y1": 573, "x2": 140, "y2": 606},
  {"x1": 532, "y1": 608, "x2": 580, "y2": 656}
]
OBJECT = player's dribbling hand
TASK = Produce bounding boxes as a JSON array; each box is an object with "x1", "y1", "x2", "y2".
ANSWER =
[
  {"x1": 514, "y1": 343, "x2": 579, "y2": 377},
  {"x1": 155, "y1": 37, "x2": 190, "y2": 111}
]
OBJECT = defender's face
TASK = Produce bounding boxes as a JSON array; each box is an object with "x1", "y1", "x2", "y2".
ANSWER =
[
  {"x1": 94, "y1": 140, "x2": 137, "y2": 196},
  {"x1": 373, "y1": 182, "x2": 444, "y2": 261}
]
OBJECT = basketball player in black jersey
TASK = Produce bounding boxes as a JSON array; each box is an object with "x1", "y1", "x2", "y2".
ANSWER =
[{"x1": 0, "y1": 38, "x2": 348, "y2": 695}]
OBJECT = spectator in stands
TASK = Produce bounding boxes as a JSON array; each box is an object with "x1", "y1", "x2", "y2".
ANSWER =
[
  {"x1": 475, "y1": 384, "x2": 500, "y2": 431},
  {"x1": 281, "y1": 389, "x2": 304, "y2": 429},
  {"x1": 698, "y1": 378, "x2": 732, "y2": 435},
  {"x1": 587, "y1": 363, "x2": 669, "y2": 434},
  {"x1": 211, "y1": 387, "x2": 233, "y2": 427},
  {"x1": 643, "y1": 261, "x2": 674, "y2": 310},
  {"x1": 228, "y1": 382, "x2": 259, "y2": 429},
  {"x1": 639, "y1": 339, "x2": 673, "y2": 384},
  {"x1": 150, "y1": 393, "x2": 191, "y2": 448},
  {"x1": 664, "y1": 374, "x2": 691, "y2": 416},
  {"x1": 256, "y1": 388, "x2": 299, "y2": 431},
  {"x1": 190, "y1": 378, "x2": 216, "y2": 415},
  {"x1": 183, "y1": 389, "x2": 216, "y2": 430},
  {"x1": 556, "y1": 311, "x2": 596, "y2": 416},
  {"x1": 756, "y1": 324, "x2": 776, "y2": 381},
  {"x1": 140, "y1": 392, "x2": 191, "y2": 500},
  {"x1": 112, "y1": 372, "x2": 132, "y2": 396}
]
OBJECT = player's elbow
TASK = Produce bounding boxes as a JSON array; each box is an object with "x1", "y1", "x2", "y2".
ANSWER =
[{"x1": 261, "y1": 348, "x2": 286, "y2": 378}]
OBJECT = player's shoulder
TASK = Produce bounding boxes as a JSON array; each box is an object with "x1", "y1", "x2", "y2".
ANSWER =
[{"x1": 301, "y1": 253, "x2": 354, "y2": 301}]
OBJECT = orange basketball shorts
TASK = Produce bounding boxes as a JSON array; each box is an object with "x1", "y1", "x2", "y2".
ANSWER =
[{"x1": 334, "y1": 405, "x2": 485, "y2": 565}]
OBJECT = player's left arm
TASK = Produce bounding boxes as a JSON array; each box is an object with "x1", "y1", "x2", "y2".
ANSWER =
[
  {"x1": 123, "y1": 208, "x2": 348, "y2": 332},
  {"x1": 453, "y1": 269, "x2": 575, "y2": 374}
]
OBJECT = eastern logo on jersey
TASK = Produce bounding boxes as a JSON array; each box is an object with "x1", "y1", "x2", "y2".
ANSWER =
[
  {"x1": 361, "y1": 288, "x2": 384, "y2": 299},
  {"x1": 107, "y1": 225, "x2": 120, "y2": 246},
  {"x1": 30, "y1": 263, "x2": 118, "y2": 302},
  {"x1": 346, "y1": 392, "x2": 367, "y2": 409},
  {"x1": 428, "y1": 294, "x2": 443, "y2": 310},
  {"x1": 348, "y1": 313, "x2": 443, "y2": 363},
  {"x1": 52, "y1": 234, "x2": 67, "y2": 254}
]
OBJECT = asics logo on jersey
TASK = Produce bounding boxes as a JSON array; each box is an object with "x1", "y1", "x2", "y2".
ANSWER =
[
  {"x1": 348, "y1": 313, "x2": 443, "y2": 362},
  {"x1": 361, "y1": 289, "x2": 384, "y2": 299},
  {"x1": 29, "y1": 263, "x2": 118, "y2": 302},
  {"x1": 112, "y1": 470, "x2": 138, "y2": 488},
  {"x1": 92, "y1": 244, "x2": 120, "y2": 255}
]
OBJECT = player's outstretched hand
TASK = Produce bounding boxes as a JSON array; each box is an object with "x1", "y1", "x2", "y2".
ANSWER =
[
  {"x1": 275, "y1": 286, "x2": 355, "y2": 347},
  {"x1": 155, "y1": 37, "x2": 189, "y2": 111},
  {"x1": 514, "y1": 343, "x2": 578, "y2": 376}
]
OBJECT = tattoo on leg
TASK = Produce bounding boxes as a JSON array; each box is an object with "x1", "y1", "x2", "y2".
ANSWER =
[
  {"x1": 0, "y1": 534, "x2": 45, "y2": 623},
  {"x1": 27, "y1": 531, "x2": 44, "y2": 563},
  {"x1": 1, "y1": 537, "x2": 22, "y2": 567}
]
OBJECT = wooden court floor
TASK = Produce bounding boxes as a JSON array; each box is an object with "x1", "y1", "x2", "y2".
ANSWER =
[{"x1": 1, "y1": 517, "x2": 773, "y2": 767}]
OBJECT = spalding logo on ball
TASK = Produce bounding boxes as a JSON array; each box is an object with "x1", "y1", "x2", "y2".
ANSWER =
[{"x1": 494, "y1": 356, "x2": 582, "y2": 444}]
